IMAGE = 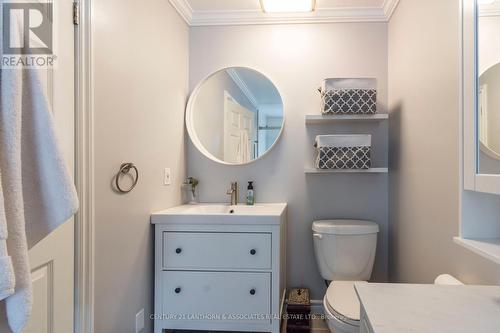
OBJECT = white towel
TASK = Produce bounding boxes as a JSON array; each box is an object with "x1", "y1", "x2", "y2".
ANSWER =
[
  {"x1": 0, "y1": 32, "x2": 79, "y2": 333},
  {"x1": 0, "y1": 171, "x2": 15, "y2": 301}
]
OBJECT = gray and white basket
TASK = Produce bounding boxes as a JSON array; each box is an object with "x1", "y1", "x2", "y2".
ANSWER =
[
  {"x1": 315, "y1": 135, "x2": 372, "y2": 170},
  {"x1": 319, "y1": 78, "x2": 377, "y2": 115}
]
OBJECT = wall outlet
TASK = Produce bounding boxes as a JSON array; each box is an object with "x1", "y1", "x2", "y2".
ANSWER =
[
  {"x1": 135, "y1": 308, "x2": 144, "y2": 333},
  {"x1": 164, "y1": 168, "x2": 171, "y2": 185}
]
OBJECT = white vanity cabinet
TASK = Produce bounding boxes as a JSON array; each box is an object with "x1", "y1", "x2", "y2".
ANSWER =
[{"x1": 151, "y1": 204, "x2": 287, "y2": 333}]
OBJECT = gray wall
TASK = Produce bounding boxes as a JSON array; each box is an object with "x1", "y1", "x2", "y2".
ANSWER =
[
  {"x1": 388, "y1": 0, "x2": 500, "y2": 284},
  {"x1": 188, "y1": 23, "x2": 389, "y2": 299},
  {"x1": 92, "y1": 1, "x2": 188, "y2": 332}
]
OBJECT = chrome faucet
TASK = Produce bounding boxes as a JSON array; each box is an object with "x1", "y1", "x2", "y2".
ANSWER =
[{"x1": 226, "y1": 182, "x2": 239, "y2": 205}]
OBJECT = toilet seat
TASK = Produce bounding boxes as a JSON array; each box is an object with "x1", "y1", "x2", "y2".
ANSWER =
[{"x1": 325, "y1": 281, "x2": 366, "y2": 327}]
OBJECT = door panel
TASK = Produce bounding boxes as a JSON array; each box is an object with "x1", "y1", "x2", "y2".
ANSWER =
[
  {"x1": 24, "y1": 263, "x2": 53, "y2": 333},
  {"x1": 224, "y1": 92, "x2": 255, "y2": 163},
  {"x1": 25, "y1": 0, "x2": 75, "y2": 332}
]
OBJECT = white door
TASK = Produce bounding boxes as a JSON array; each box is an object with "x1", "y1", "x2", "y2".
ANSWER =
[
  {"x1": 24, "y1": 1, "x2": 75, "y2": 333},
  {"x1": 224, "y1": 92, "x2": 255, "y2": 163},
  {"x1": 479, "y1": 84, "x2": 488, "y2": 146}
]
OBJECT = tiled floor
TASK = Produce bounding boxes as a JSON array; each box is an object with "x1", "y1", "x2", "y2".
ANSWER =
[
  {"x1": 167, "y1": 317, "x2": 329, "y2": 333},
  {"x1": 167, "y1": 315, "x2": 330, "y2": 333},
  {"x1": 281, "y1": 317, "x2": 329, "y2": 333}
]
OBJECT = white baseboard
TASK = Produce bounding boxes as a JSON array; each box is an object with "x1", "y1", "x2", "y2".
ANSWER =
[
  {"x1": 285, "y1": 299, "x2": 325, "y2": 314},
  {"x1": 310, "y1": 300, "x2": 325, "y2": 314}
]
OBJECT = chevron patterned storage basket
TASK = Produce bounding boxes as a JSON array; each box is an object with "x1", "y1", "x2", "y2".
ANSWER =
[
  {"x1": 315, "y1": 135, "x2": 372, "y2": 170},
  {"x1": 319, "y1": 78, "x2": 377, "y2": 115}
]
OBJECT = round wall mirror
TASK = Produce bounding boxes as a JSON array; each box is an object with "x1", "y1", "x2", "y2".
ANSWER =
[
  {"x1": 186, "y1": 67, "x2": 284, "y2": 165},
  {"x1": 479, "y1": 62, "x2": 500, "y2": 161}
]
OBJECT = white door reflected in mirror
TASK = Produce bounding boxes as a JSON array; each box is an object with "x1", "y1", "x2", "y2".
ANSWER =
[{"x1": 186, "y1": 67, "x2": 284, "y2": 165}]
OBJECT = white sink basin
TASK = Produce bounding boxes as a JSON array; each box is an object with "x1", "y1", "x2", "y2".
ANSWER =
[{"x1": 151, "y1": 203, "x2": 287, "y2": 225}]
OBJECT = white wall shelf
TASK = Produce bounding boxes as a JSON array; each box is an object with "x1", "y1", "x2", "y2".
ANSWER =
[
  {"x1": 453, "y1": 237, "x2": 500, "y2": 265},
  {"x1": 305, "y1": 114, "x2": 389, "y2": 124},
  {"x1": 304, "y1": 167, "x2": 388, "y2": 174}
]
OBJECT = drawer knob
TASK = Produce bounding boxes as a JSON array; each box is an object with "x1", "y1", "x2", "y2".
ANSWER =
[
  {"x1": 175, "y1": 248, "x2": 182, "y2": 254},
  {"x1": 250, "y1": 289, "x2": 256, "y2": 295},
  {"x1": 175, "y1": 287, "x2": 181, "y2": 294},
  {"x1": 250, "y1": 249, "x2": 256, "y2": 255}
]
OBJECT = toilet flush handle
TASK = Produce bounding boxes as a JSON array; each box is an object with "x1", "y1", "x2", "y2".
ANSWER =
[{"x1": 313, "y1": 233, "x2": 323, "y2": 239}]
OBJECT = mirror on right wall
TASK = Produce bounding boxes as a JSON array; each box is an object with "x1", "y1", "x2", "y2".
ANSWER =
[
  {"x1": 478, "y1": 3, "x2": 500, "y2": 174},
  {"x1": 463, "y1": 0, "x2": 500, "y2": 194}
]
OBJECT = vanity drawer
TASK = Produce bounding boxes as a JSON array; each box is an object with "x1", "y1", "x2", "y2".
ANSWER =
[
  {"x1": 161, "y1": 271, "x2": 271, "y2": 324},
  {"x1": 162, "y1": 232, "x2": 272, "y2": 270}
]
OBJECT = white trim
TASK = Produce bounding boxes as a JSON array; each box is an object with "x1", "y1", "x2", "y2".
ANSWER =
[
  {"x1": 74, "y1": 0, "x2": 95, "y2": 332},
  {"x1": 458, "y1": 0, "x2": 465, "y2": 240},
  {"x1": 454, "y1": 237, "x2": 500, "y2": 265},
  {"x1": 284, "y1": 299, "x2": 324, "y2": 314},
  {"x1": 382, "y1": 0, "x2": 400, "y2": 20},
  {"x1": 168, "y1": 0, "x2": 193, "y2": 24},
  {"x1": 309, "y1": 299, "x2": 325, "y2": 315},
  {"x1": 462, "y1": 0, "x2": 478, "y2": 191},
  {"x1": 169, "y1": 0, "x2": 401, "y2": 26},
  {"x1": 226, "y1": 68, "x2": 259, "y2": 110}
]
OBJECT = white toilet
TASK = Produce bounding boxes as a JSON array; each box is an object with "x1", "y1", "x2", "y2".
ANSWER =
[{"x1": 312, "y1": 220, "x2": 379, "y2": 333}]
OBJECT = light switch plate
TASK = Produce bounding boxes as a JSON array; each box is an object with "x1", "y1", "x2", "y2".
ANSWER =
[
  {"x1": 135, "y1": 308, "x2": 144, "y2": 333},
  {"x1": 164, "y1": 168, "x2": 171, "y2": 185}
]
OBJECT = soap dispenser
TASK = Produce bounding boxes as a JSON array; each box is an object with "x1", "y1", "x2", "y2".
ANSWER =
[{"x1": 246, "y1": 181, "x2": 255, "y2": 205}]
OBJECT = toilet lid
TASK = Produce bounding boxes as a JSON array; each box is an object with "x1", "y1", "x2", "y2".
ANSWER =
[
  {"x1": 326, "y1": 281, "x2": 366, "y2": 326},
  {"x1": 312, "y1": 220, "x2": 379, "y2": 235}
]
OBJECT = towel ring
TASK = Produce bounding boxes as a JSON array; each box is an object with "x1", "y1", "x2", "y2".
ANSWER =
[{"x1": 115, "y1": 163, "x2": 139, "y2": 193}]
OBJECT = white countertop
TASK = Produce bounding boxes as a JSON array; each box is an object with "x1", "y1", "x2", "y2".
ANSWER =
[
  {"x1": 151, "y1": 203, "x2": 287, "y2": 225},
  {"x1": 355, "y1": 283, "x2": 500, "y2": 333}
]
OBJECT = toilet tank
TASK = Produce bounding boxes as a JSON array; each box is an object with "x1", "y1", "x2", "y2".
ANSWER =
[{"x1": 312, "y1": 220, "x2": 379, "y2": 281}]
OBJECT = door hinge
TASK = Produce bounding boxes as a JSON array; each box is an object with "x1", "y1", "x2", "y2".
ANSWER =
[{"x1": 73, "y1": 2, "x2": 80, "y2": 25}]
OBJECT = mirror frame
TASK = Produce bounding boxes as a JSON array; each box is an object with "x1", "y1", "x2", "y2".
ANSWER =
[
  {"x1": 462, "y1": 0, "x2": 500, "y2": 195},
  {"x1": 185, "y1": 66, "x2": 286, "y2": 166}
]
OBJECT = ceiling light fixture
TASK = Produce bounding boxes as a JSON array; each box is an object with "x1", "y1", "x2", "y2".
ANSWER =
[{"x1": 260, "y1": 0, "x2": 316, "y2": 13}]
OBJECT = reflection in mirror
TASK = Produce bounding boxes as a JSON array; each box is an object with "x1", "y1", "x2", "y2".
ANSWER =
[
  {"x1": 187, "y1": 67, "x2": 284, "y2": 165},
  {"x1": 478, "y1": 2, "x2": 500, "y2": 174}
]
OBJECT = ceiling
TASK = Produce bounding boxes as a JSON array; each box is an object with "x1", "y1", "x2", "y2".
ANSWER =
[{"x1": 169, "y1": 0, "x2": 400, "y2": 26}]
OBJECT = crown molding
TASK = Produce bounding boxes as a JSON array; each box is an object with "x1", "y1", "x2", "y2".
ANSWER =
[
  {"x1": 168, "y1": 0, "x2": 193, "y2": 24},
  {"x1": 226, "y1": 68, "x2": 260, "y2": 109},
  {"x1": 383, "y1": 0, "x2": 400, "y2": 20},
  {"x1": 169, "y1": 0, "x2": 401, "y2": 26},
  {"x1": 190, "y1": 8, "x2": 386, "y2": 26}
]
